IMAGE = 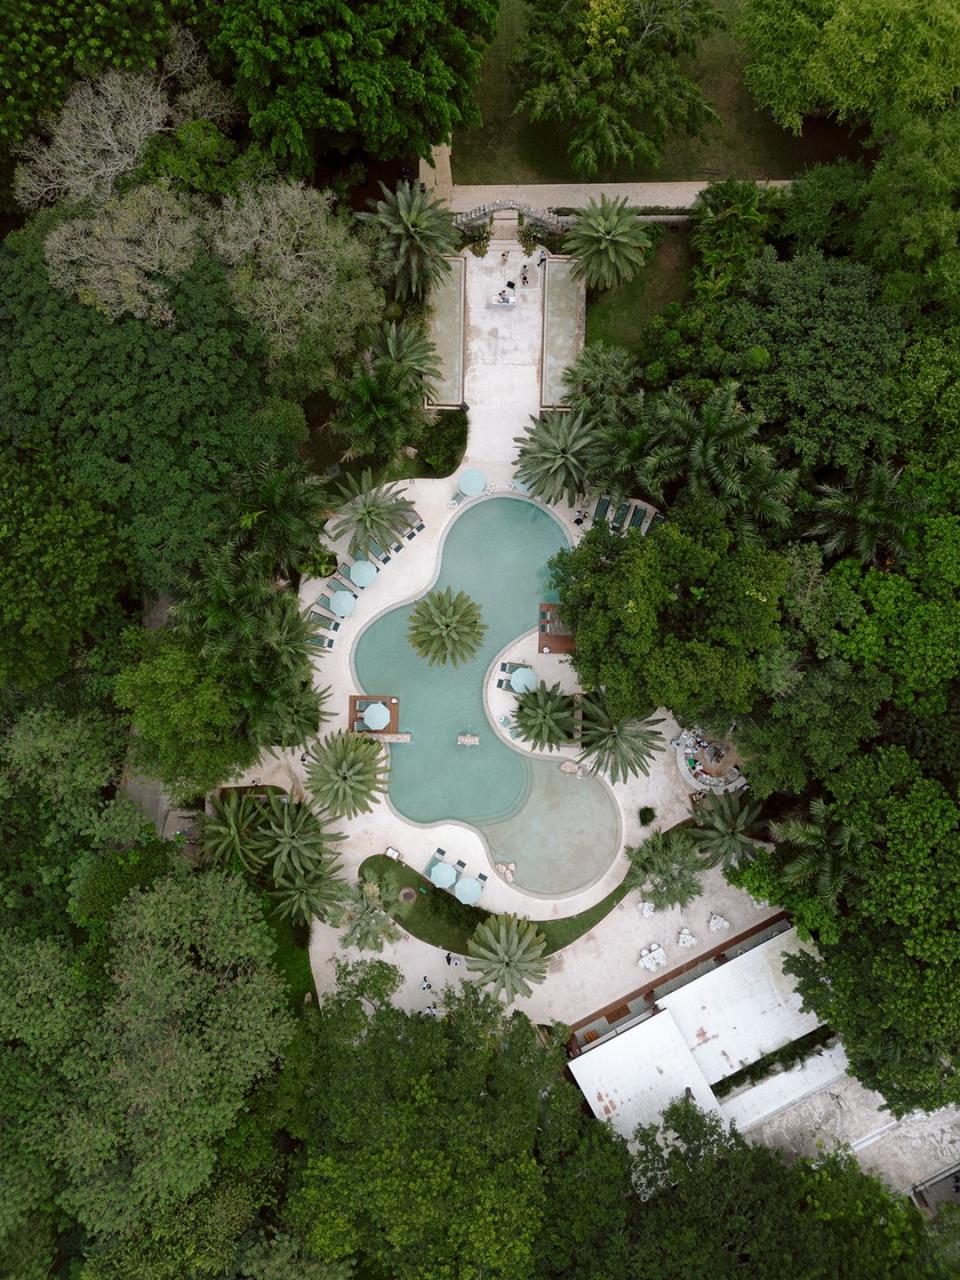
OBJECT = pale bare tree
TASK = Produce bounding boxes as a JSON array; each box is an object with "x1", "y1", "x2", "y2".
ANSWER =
[
  {"x1": 211, "y1": 181, "x2": 383, "y2": 392},
  {"x1": 44, "y1": 184, "x2": 201, "y2": 325}
]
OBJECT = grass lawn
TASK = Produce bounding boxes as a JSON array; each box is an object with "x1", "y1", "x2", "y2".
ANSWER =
[
  {"x1": 361, "y1": 854, "x2": 630, "y2": 956},
  {"x1": 452, "y1": 0, "x2": 865, "y2": 186},
  {"x1": 586, "y1": 226, "x2": 695, "y2": 352},
  {"x1": 266, "y1": 910, "x2": 316, "y2": 1011}
]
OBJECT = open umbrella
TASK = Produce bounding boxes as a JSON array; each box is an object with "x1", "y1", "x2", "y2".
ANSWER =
[
  {"x1": 459, "y1": 468, "x2": 486, "y2": 496},
  {"x1": 350, "y1": 559, "x2": 378, "y2": 588},
  {"x1": 509, "y1": 666, "x2": 537, "y2": 694},
  {"x1": 331, "y1": 590, "x2": 356, "y2": 617},
  {"x1": 362, "y1": 702, "x2": 390, "y2": 731},
  {"x1": 430, "y1": 862, "x2": 456, "y2": 889},
  {"x1": 454, "y1": 877, "x2": 483, "y2": 905}
]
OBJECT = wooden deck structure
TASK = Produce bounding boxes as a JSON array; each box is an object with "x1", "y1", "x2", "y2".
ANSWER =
[
  {"x1": 349, "y1": 695, "x2": 400, "y2": 734},
  {"x1": 538, "y1": 602, "x2": 574, "y2": 654}
]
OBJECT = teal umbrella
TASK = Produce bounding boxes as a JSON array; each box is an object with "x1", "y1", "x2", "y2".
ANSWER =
[
  {"x1": 350, "y1": 559, "x2": 377, "y2": 587},
  {"x1": 459, "y1": 468, "x2": 486, "y2": 496},
  {"x1": 454, "y1": 877, "x2": 483, "y2": 905},
  {"x1": 430, "y1": 862, "x2": 456, "y2": 889},
  {"x1": 331, "y1": 590, "x2": 356, "y2": 617},
  {"x1": 362, "y1": 702, "x2": 390, "y2": 731},
  {"x1": 510, "y1": 666, "x2": 537, "y2": 693}
]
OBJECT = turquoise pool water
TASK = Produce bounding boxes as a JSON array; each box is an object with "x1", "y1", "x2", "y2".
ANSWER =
[{"x1": 353, "y1": 498, "x2": 621, "y2": 895}]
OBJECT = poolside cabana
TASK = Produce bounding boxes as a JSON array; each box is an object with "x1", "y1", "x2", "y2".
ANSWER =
[
  {"x1": 538, "y1": 603, "x2": 574, "y2": 654},
  {"x1": 349, "y1": 695, "x2": 400, "y2": 734},
  {"x1": 430, "y1": 862, "x2": 457, "y2": 889}
]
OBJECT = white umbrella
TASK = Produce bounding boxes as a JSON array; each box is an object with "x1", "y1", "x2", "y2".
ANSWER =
[
  {"x1": 430, "y1": 862, "x2": 456, "y2": 889},
  {"x1": 510, "y1": 666, "x2": 536, "y2": 693},
  {"x1": 362, "y1": 702, "x2": 390, "y2": 731}
]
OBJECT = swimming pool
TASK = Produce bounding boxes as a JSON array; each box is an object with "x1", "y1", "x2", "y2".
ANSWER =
[{"x1": 353, "y1": 498, "x2": 621, "y2": 895}]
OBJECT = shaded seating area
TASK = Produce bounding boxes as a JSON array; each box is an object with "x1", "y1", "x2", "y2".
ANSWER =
[
  {"x1": 349, "y1": 694, "x2": 400, "y2": 734},
  {"x1": 424, "y1": 848, "x2": 489, "y2": 904},
  {"x1": 538, "y1": 603, "x2": 575, "y2": 655},
  {"x1": 591, "y1": 495, "x2": 661, "y2": 536}
]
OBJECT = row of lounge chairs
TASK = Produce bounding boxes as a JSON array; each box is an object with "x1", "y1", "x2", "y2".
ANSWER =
[{"x1": 592, "y1": 495, "x2": 664, "y2": 536}]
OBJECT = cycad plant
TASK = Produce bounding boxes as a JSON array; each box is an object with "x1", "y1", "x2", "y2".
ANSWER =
[
  {"x1": 271, "y1": 870, "x2": 349, "y2": 927},
  {"x1": 359, "y1": 181, "x2": 458, "y2": 300},
  {"x1": 408, "y1": 587, "x2": 486, "y2": 666},
  {"x1": 513, "y1": 409, "x2": 597, "y2": 506},
  {"x1": 769, "y1": 797, "x2": 862, "y2": 908},
  {"x1": 248, "y1": 793, "x2": 345, "y2": 883},
  {"x1": 466, "y1": 913, "x2": 548, "y2": 1003},
  {"x1": 564, "y1": 195, "x2": 653, "y2": 290},
  {"x1": 230, "y1": 460, "x2": 328, "y2": 581},
  {"x1": 690, "y1": 790, "x2": 763, "y2": 870},
  {"x1": 624, "y1": 826, "x2": 705, "y2": 910},
  {"x1": 203, "y1": 789, "x2": 262, "y2": 872},
  {"x1": 578, "y1": 694, "x2": 665, "y2": 785},
  {"x1": 337, "y1": 879, "x2": 402, "y2": 951},
  {"x1": 639, "y1": 382, "x2": 796, "y2": 535},
  {"x1": 806, "y1": 460, "x2": 915, "y2": 566},
  {"x1": 306, "y1": 731, "x2": 389, "y2": 819},
  {"x1": 328, "y1": 469, "x2": 417, "y2": 559},
  {"x1": 514, "y1": 681, "x2": 575, "y2": 751}
]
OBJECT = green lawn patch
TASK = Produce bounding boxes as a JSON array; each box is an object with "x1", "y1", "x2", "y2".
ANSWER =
[
  {"x1": 361, "y1": 854, "x2": 629, "y2": 956},
  {"x1": 265, "y1": 909, "x2": 316, "y2": 1012},
  {"x1": 586, "y1": 226, "x2": 695, "y2": 352},
  {"x1": 452, "y1": 0, "x2": 864, "y2": 186}
]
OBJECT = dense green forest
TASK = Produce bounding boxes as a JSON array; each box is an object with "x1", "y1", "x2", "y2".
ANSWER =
[{"x1": 1, "y1": 0, "x2": 959, "y2": 1276}]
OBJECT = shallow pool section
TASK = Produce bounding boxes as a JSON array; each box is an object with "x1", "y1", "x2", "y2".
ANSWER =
[{"x1": 353, "y1": 498, "x2": 621, "y2": 894}]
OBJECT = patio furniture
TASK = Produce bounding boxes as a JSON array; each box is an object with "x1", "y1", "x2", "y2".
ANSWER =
[
  {"x1": 477, "y1": 872, "x2": 488, "y2": 884},
  {"x1": 459, "y1": 468, "x2": 486, "y2": 497},
  {"x1": 592, "y1": 495, "x2": 611, "y2": 524},
  {"x1": 500, "y1": 661, "x2": 521, "y2": 673},
  {"x1": 330, "y1": 591, "x2": 356, "y2": 618},
  {"x1": 455, "y1": 859, "x2": 467, "y2": 872},
  {"x1": 385, "y1": 846, "x2": 405, "y2": 862},
  {"x1": 308, "y1": 610, "x2": 340, "y2": 631},
  {"x1": 628, "y1": 504, "x2": 647, "y2": 532},
  {"x1": 455, "y1": 876, "x2": 483, "y2": 905},
  {"x1": 307, "y1": 635, "x2": 335, "y2": 649},
  {"x1": 405, "y1": 519, "x2": 426, "y2": 541},
  {"x1": 638, "y1": 901, "x2": 656, "y2": 918},
  {"x1": 430, "y1": 861, "x2": 457, "y2": 889},
  {"x1": 510, "y1": 666, "x2": 537, "y2": 694},
  {"x1": 362, "y1": 702, "x2": 391, "y2": 731},
  {"x1": 368, "y1": 540, "x2": 391, "y2": 563},
  {"x1": 610, "y1": 501, "x2": 629, "y2": 533},
  {"x1": 678, "y1": 928, "x2": 697, "y2": 947},
  {"x1": 709, "y1": 913, "x2": 730, "y2": 932},
  {"x1": 496, "y1": 678, "x2": 512, "y2": 690},
  {"x1": 649, "y1": 512, "x2": 666, "y2": 533},
  {"x1": 349, "y1": 559, "x2": 378, "y2": 588}
]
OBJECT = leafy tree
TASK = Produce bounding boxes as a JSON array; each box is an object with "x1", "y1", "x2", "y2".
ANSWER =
[
  {"x1": 212, "y1": 181, "x2": 384, "y2": 397},
  {"x1": 578, "y1": 694, "x2": 665, "y2": 784},
  {"x1": 562, "y1": 341, "x2": 646, "y2": 438},
  {"x1": 514, "y1": 681, "x2": 575, "y2": 751},
  {"x1": 326, "y1": 357, "x2": 428, "y2": 464},
  {"x1": 690, "y1": 789, "x2": 763, "y2": 869},
  {"x1": 564, "y1": 196, "x2": 653, "y2": 290},
  {"x1": 782, "y1": 159, "x2": 865, "y2": 253},
  {"x1": 631, "y1": 1098, "x2": 942, "y2": 1278},
  {"x1": 408, "y1": 587, "x2": 487, "y2": 666},
  {"x1": 0, "y1": 0, "x2": 175, "y2": 146},
  {"x1": 768, "y1": 797, "x2": 863, "y2": 908},
  {"x1": 132, "y1": 118, "x2": 277, "y2": 197},
  {"x1": 806, "y1": 460, "x2": 916, "y2": 565},
  {"x1": 740, "y1": 0, "x2": 960, "y2": 133},
  {"x1": 306, "y1": 731, "x2": 389, "y2": 819},
  {"x1": 689, "y1": 178, "x2": 783, "y2": 298},
  {"x1": 624, "y1": 826, "x2": 704, "y2": 910},
  {"x1": 513, "y1": 409, "x2": 598, "y2": 506},
  {"x1": 0, "y1": 452, "x2": 124, "y2": 689},
  {"x1": 359, "y1": 181, "x2": 459, "y2": 301},
  {"x1": 466, "y1": 913, "x2": 548, "y2": 1003},
  {"x1": 55, "y1": 871, "x2": 294, "y2": 1238},
  {"x1": 328, "y1": 469, "x2": 417, "y2": 559},
  {"x1": 514, "y1": 0, "x2": 720, "y2": 178},
  {"x1": 212, "y1": 0, "x2": 499, "y2": 173},
  {"x1": 230, "y1": 456, "x2": 327, "y2": 582}
]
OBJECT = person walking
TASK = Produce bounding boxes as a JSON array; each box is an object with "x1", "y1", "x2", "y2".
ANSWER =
[
  {"x1": 537, "y1": 249, "x2": 547, "y2": 268},
  {"x1": 521, "y1": 265, "x2": 529, "y2": 286},
  {"x1": 444, "y1": 952, "x2": 453, "y2": 966},
  {"x1": 420, "y1": 976, "x2": 432, "y2": 990},
  {"x1": 500, "y1": 250, "x2": 509, "y2": 266}
]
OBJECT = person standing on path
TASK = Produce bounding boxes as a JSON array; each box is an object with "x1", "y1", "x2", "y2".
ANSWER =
[
  {"x1": 537, "y1": 249, "x2": 547, "y2": 269},
  {"x1": 420, "y1": 976, "x2": 432, "y2": 990},
  {"x1": 500, "y1": 250, "x2": 509, "y2": 266}
]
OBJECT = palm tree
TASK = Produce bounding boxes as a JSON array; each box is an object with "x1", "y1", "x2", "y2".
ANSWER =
[
  {"x1": 407, "y1": 587, "x2": 486, "y2": 666},
  {"x1": 306, "y1": 731, "x2": 388, "y2": 819},
  {"x1": 639, "y1": 382, "x2": 797, "y2": 535},
  {"x1": 513, "y1": 410, "x2": 598, "y2": 506},
  {"x1": 564, "y1": 195, "x2": 653, "y2": 290},
  {"x1": 328, "y1": 469, "x2": 417, "y2": 559},
  {"x1": 578, "y1": 694, "x2": 665, "y2": 785},
  {"x1": 769, "y1": 797, "x2": 862, "y2": 908},
  {"x1": 327, "y1": 360, "x2": 427, "y2": 463},
  {"x1": 337, "y1": 879, "x2": 402, "y2": 951},
  {"x1": 359, "y1": 181, "x2": 458, "y2": 301},
  {"x1": 466, "y1": 913, "x2": 548, "y2": 1003},
  {"x1": 562, "y1": 343, "x2": 646, "y2": 490},
  {"x1": 690, "y1": 790, "x2": 763, "y2": 869},
  {"x1": 230, "y1": 460, "x2": 328, "y2": 580},
  {"x1": 203, "y1": 789, "x2": 263, "y2": 872},
  {"x1": 271, "y1": 870, "x2": 349, "y2": 928},
  {"x1": 514, "y1": 681, "x2": 575, "y2": 751},
  {"x1": 806, "y1": 460, "x2": 915, "y2": 566},
  {"x1": 624, "y1": 827, "x2": 704, "y2": 910},
  {"x1": 371, "y1": 319, "x2": 442, "y2": 396},
  {"x1": 248, "y1": 793, "x2": 345, "y2": 884}
]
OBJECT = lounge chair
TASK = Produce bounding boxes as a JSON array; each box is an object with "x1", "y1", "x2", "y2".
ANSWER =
[
  {"x1": 628, "y1": 504, "x2": 646, "y2": 532},
  {"x1": 405, "y1": 518, "x2": 426, "y2": 541},
  {"x1": 328, "y1": 578, "x2": 357, "y2": 598},
  {"x1": 500, "y1": 661, "x2": 521, "y2": 673},
  {"x1": 435, "y1": 847, "x2": 447, "y2": 858},
  {"x1": 307, "y1": 635, "x2": 335, "y2": 650},
  {"x1": 455, "y1": 859, "x2": 467, "y2": 872},
  {"x1": 496, "y1": 678, "x2": 512, "y2": 690},
  {"x1": 648, "y1": 512, "x2": 666, "y2": 533},
  {"x1": 477, "y1": 872, "x2": 488, "y2": 885},
  {"x1": 308, "y1": 609, "x2": 340, "y2": 631},
  {"x1": 592, "y1": 495, "x2": 611, "y2": 524},
  {"x1": 610, "y1": 501, "x2": 629, "y2": 533},
  {"x1": 368, "y1": 540, "x2": 391, "y2": 564},
  {"x1": 312, "y1": 594, "x2": 334, "y2": 613}
]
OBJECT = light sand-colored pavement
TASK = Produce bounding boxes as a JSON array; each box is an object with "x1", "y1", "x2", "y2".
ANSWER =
[{"x1": 449, "y1": 180, "x2": 790, "y2": 214}]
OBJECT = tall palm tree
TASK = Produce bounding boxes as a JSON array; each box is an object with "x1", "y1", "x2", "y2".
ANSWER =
[
  {"x1": 513, "y1": 410, "x2": 597, "y2": 506},
  {"x1": 230, "y1": 460, "x2": 328, "y2": 581},
  {"x1": 639, "y1": 382, "x2": 796, "y2": 535},
  {"x1": 578, "y1": 694, "x2": 665, "y2": 785},
  {"x1": 407, "y1": 587, "x2": 486, "y2": 666},
  {"x1": 328, "y1": 469, "x2": 417, "y2": 559},
  {"x1": 624, "y1": 826, "x2": 704, "y2": 910},
  {"x1": 690, "y1": 790, "x2": 763, "y2": 869},
  {"x1": 306, "y1": 731, "x2": 389, "y2": 819},
  {"x1": 271, "y1": 869, "x2": 349, "y2": 928},
  {"x1": 248, "y1": 793, "x2": 345, "y2": 884},
  {"x1": 371, "y1": 319, "x2": 442, "y2": 396},
  {"x1": 203, "y1": 789, "x2": 263, "y2": 872},
  {"x1": 175, "y1": 545, "x2": 278, "y2": 675},
  {"x1": 514, "y1": 681, "x2": 575, "y2": 751},
  {"x1": 806, "y1": 460, "x2": 914, "y2": 566},
  {"x1": 359, "y1": 181, "x2": 458, "y2": 301},
  {"x1": 769, "y1": 797, "x2": 862, "y2": 908},
  {"x1": 466, "y1": 913, "x2": 548, "y2": 1003},
  {"x1": 564, "y1": 195, "x2": 653, "y2": 290},
  {"x1": 327, "y1": 361, "x2": 427, "y2": 463},
  {"x1": 561, "y1": 343, "x2": 646, "y2": 491},
  {"x1": 337, "y1": 879, "x2": 402, "y2": 951}
]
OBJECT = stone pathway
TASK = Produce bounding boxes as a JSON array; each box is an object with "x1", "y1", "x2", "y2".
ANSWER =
[{"x1": 444, "y1": 180, "x2": 790, "y2": 214}]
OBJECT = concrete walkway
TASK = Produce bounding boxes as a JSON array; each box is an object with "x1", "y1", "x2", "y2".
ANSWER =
[{"x1": 448, "y1": 180, "x2": 791, "y2": 214}]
